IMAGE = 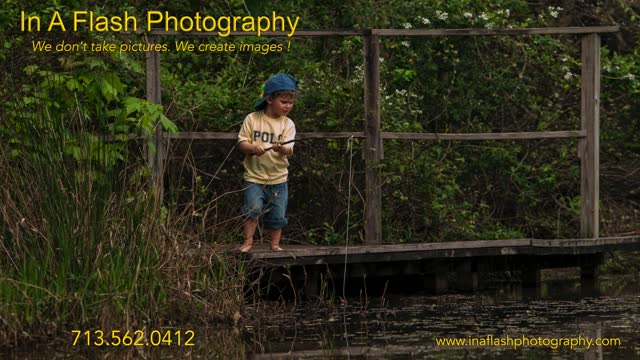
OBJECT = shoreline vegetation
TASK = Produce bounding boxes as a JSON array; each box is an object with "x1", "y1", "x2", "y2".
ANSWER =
[{"x1": 0, "y1": 121, "x2": 248, "y2": 348}]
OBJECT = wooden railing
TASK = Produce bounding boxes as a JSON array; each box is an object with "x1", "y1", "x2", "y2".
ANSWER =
[{"x1": 144, "y1": 26, "x2": 618, "y2": 243}]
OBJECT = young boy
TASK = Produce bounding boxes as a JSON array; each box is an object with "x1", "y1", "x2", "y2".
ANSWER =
[{"x1": 237, "y1": 74, "x2": 298, "y2": 252}]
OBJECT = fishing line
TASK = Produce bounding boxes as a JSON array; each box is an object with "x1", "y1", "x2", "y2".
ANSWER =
[
  {"x1": 201, "y1": 142, "x2": 237, "y2": 194},
  {"x1": 342, "y1": 135, "x2": 354, "y2": 353},
  {"x1": 342, "y1": 136, "x2": 354, "y2": 299}
]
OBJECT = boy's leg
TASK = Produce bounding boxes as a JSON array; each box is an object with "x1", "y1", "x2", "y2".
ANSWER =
[
  {"x1": 267, "y1": 228, "x2": 283, "y2": 251},
  {"x1": 241, "y1": 218, "x2": 258, "y2": 252},
  {"x1": 240, "y1": 182, "x2": 264, "y2": 252},
  {"x1": 263, "y1": 183, "x2": 288, "y2": 251}
]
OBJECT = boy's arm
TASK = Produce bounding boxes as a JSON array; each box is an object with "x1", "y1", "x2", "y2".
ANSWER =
[
  {"x1": 273, "y1": 120, "x2": 296, "y2": 157},
  {"x1": 239, "y1": 141, "x2": 265, "y2": 156},
  {"x1": 271, "y1": 142, "x2": 293, "y2": 156},
  {"x1": 238, "y1": 114, "x2": 265, "y2": 156}
]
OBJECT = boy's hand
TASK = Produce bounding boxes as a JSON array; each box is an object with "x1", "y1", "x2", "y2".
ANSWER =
[
  {"x1": 253, "y1": 144, "x2": 266, "y2": 156},
  {"x1": 272, "y1": 142, "x2": 290, "y2": 156}
]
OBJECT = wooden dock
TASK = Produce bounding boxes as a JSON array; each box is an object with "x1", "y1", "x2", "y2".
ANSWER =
[
  {"x1": 245, "y1": 236, "x2": 640, "y2": 265},
  {"x1": 141, "y1": 26, "x2": 627, "y2": 296},
  {"x1": 240, "y1": 236, "x2": 640, "y2": 296}
]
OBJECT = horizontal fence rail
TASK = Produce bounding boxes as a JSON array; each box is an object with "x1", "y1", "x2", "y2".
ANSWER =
[
  {"x1": 382, "y1": 130, "x2": 586, "y2": 140},
  {"x1": 163, "y1": 132, "x2": 366, "y2": 140},
  {"x1": 144, "y1": 27, "x2": 612, "y2": 243},
  {"x1": 370, "y1": 26, "x2": 619, "y2": 36},
  {"x1": 163, "y1": 130, "x2": 586, "y2": 141},
  {"x1": 140, "y1": 26, "x2": 619, "y2": 37}
]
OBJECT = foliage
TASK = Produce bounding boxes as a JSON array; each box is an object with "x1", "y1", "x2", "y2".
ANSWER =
[
  {"x1": 0, "y1": 105, "x2": 244, "y2": 347},
  {"x1": 152, "y1": 0, "x2": 639, "y2": 243},
  {"x1": 1, "y1": 0, "x2": 639, "y2": 344}
]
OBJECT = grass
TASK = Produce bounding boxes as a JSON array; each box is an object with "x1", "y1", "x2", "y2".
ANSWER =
[{"x1": 0, "y1": 108, "x2": 247, "y2": 347}]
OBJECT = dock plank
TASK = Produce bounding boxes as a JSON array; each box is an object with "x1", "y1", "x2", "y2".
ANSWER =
[{"x1": 241, "y1": 236, "x2": 640, "y2": 266}]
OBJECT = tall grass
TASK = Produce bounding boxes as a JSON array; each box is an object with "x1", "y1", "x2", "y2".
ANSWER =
[{"x1": 0, "y1": 104, "x2": 246, "y2": 347}]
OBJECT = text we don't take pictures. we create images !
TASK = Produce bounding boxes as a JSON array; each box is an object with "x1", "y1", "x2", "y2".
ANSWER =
[{"x1": 20, "y1": 10, "x2": 301, "y2": 37}]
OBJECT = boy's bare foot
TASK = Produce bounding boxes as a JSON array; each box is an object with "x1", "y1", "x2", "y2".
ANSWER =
[
  {"x1": 239, "y1": 242, "x2": 253, "y2": 253},
  {"x1": 271, "y1": 245, "x2": 283, "y2": 251}
]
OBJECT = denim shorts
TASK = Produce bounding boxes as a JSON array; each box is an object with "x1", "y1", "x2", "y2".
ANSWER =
[{"x1": 241, "y1": 181, "x2": 288, "y2": 229}]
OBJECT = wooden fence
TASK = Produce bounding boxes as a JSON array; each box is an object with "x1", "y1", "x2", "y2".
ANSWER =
[{"x1": 145, "y1": 26, "x2": 619, "y2": 244}]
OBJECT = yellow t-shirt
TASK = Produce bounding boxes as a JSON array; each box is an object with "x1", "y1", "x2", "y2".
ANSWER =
[{"x1": 238, "y1": 111, "x2": 296, "y2": 184}]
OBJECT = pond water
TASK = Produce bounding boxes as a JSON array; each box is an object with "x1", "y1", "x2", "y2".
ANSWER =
[
  {"x1": 5, "y1": 275, "x2": 640, "y2": 359},
  {"x1": 243, "y1": 275, "x2": 640, "y2": 359}
]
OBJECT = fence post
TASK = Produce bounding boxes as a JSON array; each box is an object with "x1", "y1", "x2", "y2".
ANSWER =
[
  {"x1": 364, "y1": 30, "x2": 382, "y2": 244},
  {"x1": 580, "y1": 33, "x2": 600, "y2": 238},
  {"x1": 146, "y1": 36, "x2": 165, "y2": 201}
]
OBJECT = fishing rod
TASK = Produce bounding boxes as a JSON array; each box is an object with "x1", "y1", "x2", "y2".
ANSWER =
[
  {"x1": 262, "y1": 138, "x2": 299, "y2": 151},
  {"x1": 246, "y1": 138, "x2": 308, "y2": 156}
]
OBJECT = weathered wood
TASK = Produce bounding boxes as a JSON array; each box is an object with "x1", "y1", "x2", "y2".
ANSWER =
[
  {"x1": 102, "y1": 133, "x2": 145, "y2": 141},
  {"x1": 425, "y1": 261, "x2": 449, "y2": 294},
  {"x1": 364, "y1": 32, "x2": 382, "y2": 245},
  {"x1": 165, "y1": 130, "x2": 588, "y2": 142},
  {"x1": 382, "y1": 130, "x2": 586, "y2": 141},
  {"x1": 164, "y1": 131, "x2": 365, "y2": 140},
  {"x1": 372, "y1": 26, "x2": 619, "y2": 36},
  {"x1": 165, "y1": 132, "x2": 236, "y2": 140},
  {"x1": 146, "y1": 38, "x2": 164, "y2": 200},
  {"x1": 243, "y1": 236, "x2": 640, "y2": 265},
  {"x1": 521, "y1": 262, "x2": 541, "y2": 289},
  {"x1": 139, "y1": 27, "x2": 613, "y2": 252},
  {"x1": 455, "y1": 260, "x2": 478, "y2": 292},
  {"x1": 532, "y1": 236, "x2": 640, "y2": 247},
  {"x1": 241, "y1": 239, "x2": 634, "y2": 297},
  {"x1": 144, "y1": 30, "x2": 366, "y2": 37},
  {"x1": 580, "y1": 254, "x2": 603, "y2": 295},
  {"x1": 288, "y1": 132, "x2": 366, "y2": 139},
  {"x1": 141, "y1": 27, "x2": 618, "y2": 37},
  {"x1": 580, "y1": 34, "x2": 601, "y2": 238}
]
